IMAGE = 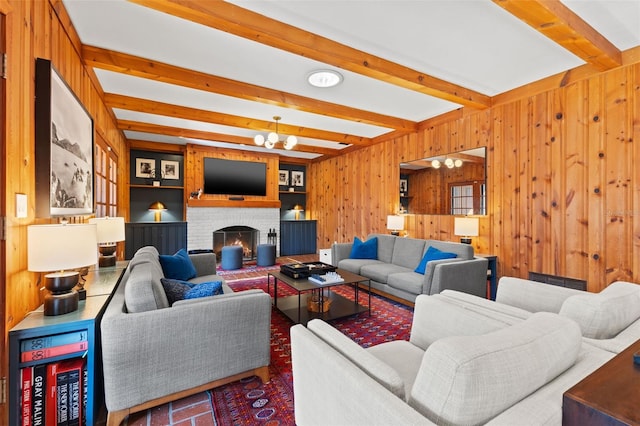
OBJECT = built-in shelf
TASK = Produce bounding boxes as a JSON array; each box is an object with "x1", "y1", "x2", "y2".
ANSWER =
[
  {"x1": 130, "y1": 184, "x2": 184, "y2": 190},
  {"x1": 187, "y1": 199, "x2": 281, "y2": 208},
  {"x1": 279, "y1": 191, "x2": 307, "y2": 194}
]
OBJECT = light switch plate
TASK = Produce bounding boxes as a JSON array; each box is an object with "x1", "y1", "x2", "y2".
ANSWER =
[{"x1": 16, "y1": 193, "x2": 27, "y2": 218}]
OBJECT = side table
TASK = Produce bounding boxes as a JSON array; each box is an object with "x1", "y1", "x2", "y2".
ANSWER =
[
  {"x1": 563, "y1": 339, "x2": 640, "y2": 425},
  {"x1": 475, "y1": 254, "x2": 498, "y2": 300}
]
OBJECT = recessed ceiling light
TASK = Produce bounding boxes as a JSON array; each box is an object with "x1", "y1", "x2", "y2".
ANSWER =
[{"x1": 307, "y1": 69, "x2": 343, "y2": 88}]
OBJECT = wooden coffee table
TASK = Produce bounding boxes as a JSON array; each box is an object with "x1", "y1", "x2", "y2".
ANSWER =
[{"x1": 267, "y1": 269, "x2": 371, "y2": 325}]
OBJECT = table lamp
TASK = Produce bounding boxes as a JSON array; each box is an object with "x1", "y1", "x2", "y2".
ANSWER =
[
  {"x1": 148, "y1": 201, "x2": 167, "y2": 222},
  {"x1": 292, "y1": 204, "x2": 304, "y2": 220},
  {"x1": 386, "y1": 215, "x2": 404, "y2": 236},
  {"x1": 28, "y1": 223, "x2": 98, "y2": 316},
  {"x1": 88, "y1": 216, "x2": 125, "y2": 268},
  {"x1": 454, "y1": 217, "x2": 479, "y2": 244}
]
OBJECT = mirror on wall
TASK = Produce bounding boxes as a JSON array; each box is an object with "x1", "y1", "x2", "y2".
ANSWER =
[{"x1": 399, "y1": 147, "x2": 486, "y2": 215}]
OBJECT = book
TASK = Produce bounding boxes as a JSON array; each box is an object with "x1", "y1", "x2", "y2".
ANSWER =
[
  {"x1": 20, "y1": 331, "x2": 88, "y2": 353},
  {"x1": 46, "y1": 363, "x2": 57, "y2": 426},
  {"x1": 55, "y1": 358, "x2": 84, "y2": 426},
  {"x1": 56, "y1": 370, "x2": 69, "y2": 426},
  {"x1": 21, "y1": 341, "x2": 88, "y2": 362},
  {"x1": 32, "y1": 364, "x2": 47, "y2": 426},
  {"x1": 21, "y1": 367, "x2": 32, "y2": 426}
]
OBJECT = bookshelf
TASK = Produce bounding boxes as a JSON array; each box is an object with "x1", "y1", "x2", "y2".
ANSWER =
[{"x1": 8, "y1": 263, "x2": 126, "y2": 425}]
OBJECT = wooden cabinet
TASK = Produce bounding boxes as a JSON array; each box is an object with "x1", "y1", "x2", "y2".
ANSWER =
[
  {"x1": 8, "y1": 265, "x2": 125, "y2": 425},
  {"x1": 125, "y1": 222, "x2": 187, "y2": 259},
  {"x1": 280, "y1": 220, "x2": 317, "y2": 255}
]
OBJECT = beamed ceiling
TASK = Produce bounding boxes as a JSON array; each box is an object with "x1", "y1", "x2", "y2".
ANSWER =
[{"x1": 60, "y1": 0, "x2": 640, "y2": 163}]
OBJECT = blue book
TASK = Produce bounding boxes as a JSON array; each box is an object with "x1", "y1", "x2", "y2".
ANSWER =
[{"x1": 20, "y1": 330, "x2": 88, "y2": 353}]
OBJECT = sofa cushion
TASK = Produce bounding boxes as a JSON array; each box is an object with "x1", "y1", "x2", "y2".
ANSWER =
[
  {"x1": 159, "y1": 248, "x2": 197, "y2": 281},
  {"x1": 125, "y1": 262, "x2": 170, "y2": 313},
  {"x1": 307, "y1": 319, "x2": 406, "y2": 400},
  {"x1": 161, "y1": 278, "x2": 224, "y2": 306},
  {"x1": 559, "y1": 281, "x2": 640, "y2": 339},
  {"x1": 360, "y1": 263, "x2": 411, "y2": 285},
  {"x1": 386, "y1": 271, "x2": 425, "y2": 295},
  {"x1": 366, "y1": 340, "x2": 425, "y2": 401},
  {"x1": 337, "y1": 258, "x2": 382, "y2": 275},
  {"x1": 414, "y1": 246, "x2": 457, "y2": 274},
  {"x1": 367, "y1": 234, "x2": 397, "y2": 263},
  {"x1": 390, "y1": 237, "x2": 426, "y2": 269},
  {"x1": 409, "y1": 312, "x2": 581, "y2": 425},
  {"x1": 349, "y1": 237, "x2": 378, "y2": 259}
]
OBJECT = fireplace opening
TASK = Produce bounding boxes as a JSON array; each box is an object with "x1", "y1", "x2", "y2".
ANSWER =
[{"x1": 213, "y1": 226, "x2": 260, "y2": 260}]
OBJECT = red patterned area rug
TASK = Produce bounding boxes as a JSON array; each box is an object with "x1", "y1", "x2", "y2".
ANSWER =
[
  {"x1": 209, "y1": 277, "x2": 414, "y2": 426},
  {"x1": 216, "y1": 263, "x2": 281, "y2": 276}
]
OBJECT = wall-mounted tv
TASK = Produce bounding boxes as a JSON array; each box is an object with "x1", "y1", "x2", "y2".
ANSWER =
[{"x1": 203, "y1": 157, "x2": 267, "y2": 196}]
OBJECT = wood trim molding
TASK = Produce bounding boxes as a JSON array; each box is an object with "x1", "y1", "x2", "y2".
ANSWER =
[{"x1": 187, "y1": 199, "x2": 282, "y2": 208}]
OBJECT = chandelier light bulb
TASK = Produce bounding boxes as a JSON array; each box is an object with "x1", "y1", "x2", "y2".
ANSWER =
[
  {"x1": 431, "y1": 159, "x2": 441, "y2": 169},
  {"x1": 254, "y1": 134, "x2": 265, "y2": 146},
  {"x1": 287, "y1": 135, "x2": 298, "y2": 146},
  {"x1": 444, "y1": 158, "x2": 454, "y2": 168},
  {"x1": 264, "y1": 139, "x2": 275, "y2": 149},
  {"x1": 454, "y1": 159, "x2": 463, "y2": 167},
  {"x1": 267, "y1": 132, "x2": 278, "y2": 143}
]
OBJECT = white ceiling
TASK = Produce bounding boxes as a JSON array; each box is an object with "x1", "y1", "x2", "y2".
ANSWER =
[{"x1": 62, "y1": 0, "x2": 640, "y2": 160}]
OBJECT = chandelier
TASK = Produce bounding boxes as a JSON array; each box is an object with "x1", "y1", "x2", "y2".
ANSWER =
[
  {"x1": 431, "y1": 158, "x2": 463, "y2": 169},
  {"x1": 254, "y1": 116, "x2": 298, "y2": 150}
]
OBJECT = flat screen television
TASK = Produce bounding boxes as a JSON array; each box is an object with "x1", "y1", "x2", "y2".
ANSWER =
[{"x1": 203, "y1": 157, "x2": 267, "y2": 196}]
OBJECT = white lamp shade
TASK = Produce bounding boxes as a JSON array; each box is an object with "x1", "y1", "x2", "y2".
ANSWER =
[
  {"x1": 28, "y1": 224, "x2": 98, "y2": 272},
  {"x1": 89, "y1": 217, "x2": 125, "y2": 243},
  {"x1": 386, "y1": 215, "x2": 405, "y2": 231},
  {"x1": 454, "y1": 217, "x2": 479, "y2": 237}
]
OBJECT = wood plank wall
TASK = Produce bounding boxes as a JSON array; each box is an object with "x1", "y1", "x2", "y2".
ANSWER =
[
  {"x1": 2, "y1": 2, "x2": 128, "y2": 421},
  {"x1": 308, "y1": 61, "x2": 640, "y2": 294}
]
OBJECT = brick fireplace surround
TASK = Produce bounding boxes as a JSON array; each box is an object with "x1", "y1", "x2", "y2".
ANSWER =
[{"x1": 186, "y1": 207, "x2": 280, "y2": 255}]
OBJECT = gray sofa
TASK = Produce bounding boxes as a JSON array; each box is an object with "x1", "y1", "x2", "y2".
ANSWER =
[
  {"x1": 331, "y1": 234, "x2": 489, "y2": 302},
  {"x1": 101, "y1": 246, "x2": 271, "y2": 426},
  {"x1": 291, "y1": 294, "x2": 614, "y2": 425}
]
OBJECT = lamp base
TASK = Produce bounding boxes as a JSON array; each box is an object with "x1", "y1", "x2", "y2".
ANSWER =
[
  {"x1": 460, "y1": 237, "x2": 472, "y2": 244},
  {"x1": 99, "y1": 244, "x2": 117, "y2": 267},
  {"x1": 44, "y1": 290, "x2": 79, "y2": 316},
  {"x1": 390, "y1": 230, "x2": 400, "y2": 236}
]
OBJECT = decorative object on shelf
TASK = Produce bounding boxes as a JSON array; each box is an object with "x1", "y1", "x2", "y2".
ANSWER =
[
  {"x1": 35, "y1": 58, "x2": 94, "y2": 217},
  {"x1": 189, "y1": 188, "x2": 203, "y2": 199},
  {"x1": 88, "y1": 216, "x2": 125, "y2": 270},
  {"x1": 454, "y1": 216, "x2": 479, "y2": 244},
  {"x1": 386, "y1": 215, "x2": 404, "y2": 236},
  {"x1": 292, "y1": 171, "x2": 304, "y2": 187},
  {"x1": 278, "y1": 170, "x2": 289, "y2": 186},
  {"x1": 292, "y1": 204, "x2": 304, "y2": 220},
  {"x1": 148, "y1": 201, "x2": 167, "y2": 222},
  {"x1": 254, "y1": 116, "x2": 298, "y2": 150},
  {"x1": 27, "y1": 223, "x2": 98, "y2": 315},
  {"x1": 135, "y1": 158, "x2": 155, "y2": 178},
  {"x1": 148, "y1": 168, "x2": 165, "y2": 186},
  {"x1": 307, "y1": 69, "x2": 343, "y2": 88},
  {"x1": 161, "y1": 160, "x2": 179, "y2": 180},
  {"x1": 400, "y1": 179, "x2": 408, "y2": 195}
]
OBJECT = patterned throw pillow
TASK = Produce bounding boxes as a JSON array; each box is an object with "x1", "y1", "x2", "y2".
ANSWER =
[
  {"x1": 159, "y1": 249, "x2": 197, "y2": 281},
  {"x1": 161, "y1": 278, "x2": 223, "y2": 306}
]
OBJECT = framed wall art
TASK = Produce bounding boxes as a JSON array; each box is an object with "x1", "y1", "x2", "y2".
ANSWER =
[
  {"x1": 161, "y1": 160, "x2": 180, "y2": 180},
  {"x1": 35, "y1": 58, "x2": 94, "y2": 217},
  {"x1": 291, "y1": 171, "x2": 304, "y2": 187},
  {"x1": 135, "y1": 158, "x2": 155, "y2": 178},
  {"x1": 278, "y1": 169, "x2": 289, "y2": 186}
]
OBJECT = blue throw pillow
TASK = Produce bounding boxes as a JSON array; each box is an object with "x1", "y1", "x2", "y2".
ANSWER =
[
  {"x1": 159, "y1": 249, "x2": 197, "y2": 281},
  {"x1": 414, "y1": 246, "x2": 458, "y2": 274},
  {"x1": 161, "y1": 278, "x2": 223, "y2": 306},
  {"x1": 349, "y1": 237, "x2": 378, "y2": 259}
]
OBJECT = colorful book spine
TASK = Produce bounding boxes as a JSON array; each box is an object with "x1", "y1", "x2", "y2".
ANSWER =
[
  {"x1": 21, "y1": 341, "x2": 88, "y2": 363},
  {"x1": 21, "y1": 367, "x2": 32, "y2": 426},
  {"x1": 20, "y1": 331, "x2": 88, "y2": 353},
  {"x1": 46, "y1": 363, "x2": 58, "y2": 426},
  {"x1": 56, "y1": 370, "x2": 69, "y2": 426},
  {"x1": 32, "y1": 364, "x2": 47, "y2": 426},
  {"x1": 66, "y1": 368, "x2": 81, "y2": 426}
]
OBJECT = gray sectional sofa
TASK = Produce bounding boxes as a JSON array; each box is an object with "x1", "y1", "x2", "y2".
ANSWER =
[
  {"x1": 291, "y1": 277, "x2": 640, "y2": 425},
  {"x1": 331, "y1": 234, "x2": 489, "y2": 302},
  {"x1": 100, "y1": 246, "x2": 271, "y2": 426}
]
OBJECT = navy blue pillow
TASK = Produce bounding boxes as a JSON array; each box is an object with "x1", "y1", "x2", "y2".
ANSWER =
[
  {"x1": 349, "y1": 237, "x2": 378, "y2": 259},
  {"x1": 159, "y1": 249, "x2": 197, "y2": 281},
  {"x1": 161, "y1": 278, "x2": 223, "y2": 306},
  {"x1": 414, "y1": 246, "x2": 457, "y2": 274}
]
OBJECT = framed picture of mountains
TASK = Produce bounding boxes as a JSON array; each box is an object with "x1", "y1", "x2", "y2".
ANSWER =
[{"x1": 35, "y1": 58, "x2": 94, "y2": 217}]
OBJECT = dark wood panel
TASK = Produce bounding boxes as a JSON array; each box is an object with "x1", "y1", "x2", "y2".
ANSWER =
[{"x1": 125, "y1": 222, "x2": 188, "y2": 259}]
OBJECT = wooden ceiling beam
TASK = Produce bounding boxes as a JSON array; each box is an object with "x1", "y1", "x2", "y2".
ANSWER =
[
  {"x1": 493, "y1": 0, "x2": 622, "y2": 71},
  {"x1": 105, "y1": 93, "x2": 370, "y2": 146},
  {"x1": 117, "y1": 120, "x2": 341, "y2": 156},
  {"x1": 82, "y1": 45, "x2": 415, "y2": 132},
  {"x1": 128, "y1": 0, "x2": 491, "y2": 109}
]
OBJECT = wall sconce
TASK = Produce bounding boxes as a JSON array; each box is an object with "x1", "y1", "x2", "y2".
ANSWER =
[
  {"x1": 148, "y1": 201, "x2": 167, "y2": 222},
  {"x1": 27, "y1": 223, "x2": 98, "y2": 316},
  {"x1": 386, "y1": 215, "x2": 404, "y2": 236},
  {"x1": 454, "y1": 217, "x2": 479, "y2": 244},
  {"x1": 88, "y1": 216, "x2": 125, "y2": 268},
  {"x1": 292, "y1": 204, "x2": 304, "y2": 220}
]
